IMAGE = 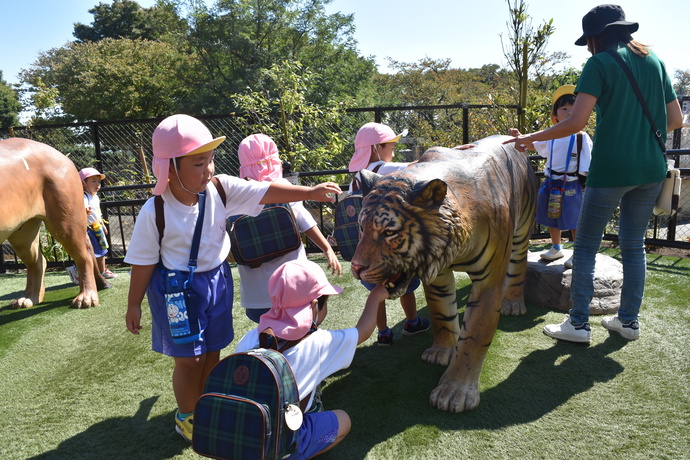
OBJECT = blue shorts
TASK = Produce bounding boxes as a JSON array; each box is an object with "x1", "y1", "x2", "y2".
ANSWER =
[
  {"x1": 289, "y1": 411, "x2": 339, "y2": 459},
  {"x1": 86, "y1": 228, "x2": 108, "y2": 258},
  {"x1": 536, "y1": 179, "x2": 583, "y2": 231},
  {"x1": 146, "y1": 261, "x2": 234, "y2": 358},
  {"x1": 360, "y1": 276, "x2": 421, "y2": 295}
]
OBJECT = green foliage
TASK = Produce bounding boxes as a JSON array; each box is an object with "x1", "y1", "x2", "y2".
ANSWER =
[
  {"x1": 674, "y1": 69, "x2": 690, "y2": 97},
  {"x1": 230, "y1": 61, "x2": 351, "y2": 174},
  {"x1": 162, "y1": 0, "x2": 376, "y2": 111},
  {"x1": 0, "y1": 71, "x2": 21, "y2": 128},
  {"x1": 20, "y1": 38, "x2": 196, "y2": 121},
  {"x1": 73, "y1": 0, "x2": 187, "y2": 42}
]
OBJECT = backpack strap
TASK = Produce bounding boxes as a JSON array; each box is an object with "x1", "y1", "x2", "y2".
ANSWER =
[
  {"x1": 155, "y1": 195, "x2": 165, "y2": 246},
  {"x1": 154, "y1": 178, "x2": 226, "y2": 245},
  {"x1": 211, "y1": 176, "x2": 226, "y2": 207},
  {"x1": 351, "y1": 163, "x2": 383, "y2": 193}
]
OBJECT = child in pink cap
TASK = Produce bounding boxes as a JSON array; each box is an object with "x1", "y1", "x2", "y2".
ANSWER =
[
  {"x1": 124, "y1": 114, "x2": 342, "y2": 442},
  {"x1": 235, "y1": 259, "x2": 388, "y2": 459},
  {"x1": 78, "y1": 167, "x2": 117, "y2": 279},
  {"x1": 235, "y1": 133, "x2": 342, "y2": 323},
  {"x1": 347, "y1": 122, "x2": 429, "y2": 346}
]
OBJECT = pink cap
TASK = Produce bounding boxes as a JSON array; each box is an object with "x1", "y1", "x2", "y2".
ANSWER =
[
  {"x1": 150, "y1": 114, "x2": 226, "y2": 195},
  {"x1": 259, "y1": 260, "x2": 342, "y2": 341},
  {"x1": 79, "y1": 167, "x2": 105, "y2": 182},
  {"x1": 238, "y1": 134, "x2": 282, "y2": 182},
  {"x1": 348, "y1": 122, "x2": 402, "y2": 172}
]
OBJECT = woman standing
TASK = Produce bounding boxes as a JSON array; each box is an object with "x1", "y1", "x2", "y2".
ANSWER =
[{"x1": 506, "y1": 4, "x2": 682, "y2": 343}]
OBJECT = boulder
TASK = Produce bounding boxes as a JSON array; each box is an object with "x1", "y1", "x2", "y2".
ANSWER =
[{"x1": 524, "y1": 249, "x2": 623, "y2": 315}]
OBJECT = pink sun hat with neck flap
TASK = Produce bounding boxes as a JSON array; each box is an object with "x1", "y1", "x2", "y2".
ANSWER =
[
  {"x1": 79, "y1": 167, "x2": 105, "y2": 182},
  {"x1": 349, "y1": 122, "x2": 403, "y2": 172},
  {"x1": 151, "y1": 114, "x2": 226, "y2": 195},
  {"x1": 259, "y1": 260, "x2": 342, "y2": 341},
  {"x1": 238, "y1": 134, "x2": 282, "y2": 182}
]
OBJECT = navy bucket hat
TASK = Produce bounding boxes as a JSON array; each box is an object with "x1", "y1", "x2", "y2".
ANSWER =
[{"x1": 575, "y1": 4, "x2": 638, "y2": 46}]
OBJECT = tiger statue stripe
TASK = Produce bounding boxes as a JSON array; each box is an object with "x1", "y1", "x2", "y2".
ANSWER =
[{"x1": 351, "y1": 135, "x2": 537, "y2": 412}]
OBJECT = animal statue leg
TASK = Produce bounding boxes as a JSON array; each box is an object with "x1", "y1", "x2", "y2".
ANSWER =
[
  {"x1": 429, "y1": 279, "x2": 503, "y2": 412},
  {"x1": 7, "y1": 219, "x2": 45, "y2": 309},
  {"x1": 421, "y1": 269, "x2": 461, "y2": 366},
  {"x1": 501, "y1": 229, "x2": 531, "y2": 316},
  {"x1": 44, "y1": 210, "x2": 101, "y2": 309}
]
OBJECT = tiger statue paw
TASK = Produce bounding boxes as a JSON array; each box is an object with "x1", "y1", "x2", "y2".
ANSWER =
[
  {"x1": 429, "y1": 381, "x2": 480, "y2": 413},
  {"x1": 352, "y1": 135, "x2": 537, "y2": 412},
  {"x1": 421, "y1": 345, "x2": 455, "y2": 366},
  {"x1": 501, "y1": 299, "x2": 527, "y2": 316}
]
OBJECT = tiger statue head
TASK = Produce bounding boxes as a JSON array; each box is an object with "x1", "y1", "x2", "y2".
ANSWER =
[{"x1": 350, "y1": 170, "x2": 471, "y2": 299}]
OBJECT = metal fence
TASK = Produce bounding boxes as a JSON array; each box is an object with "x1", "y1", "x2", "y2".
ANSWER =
[{"x1": 2, "y1": 100, "x2": 689, "y2": 271}]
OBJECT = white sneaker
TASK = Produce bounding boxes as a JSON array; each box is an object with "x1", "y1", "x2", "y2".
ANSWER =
[
  {"x1": 601, "y1": 314, "x2": 640, "y2": 340},
  {"x1": 540, "y1": 247, "x2": 564, "y2": 261},
  {"x1": 564, "y1": 255, "x2": 573, "y2": 269},
  {"x1": 543, "y1": 314, "x2": 591, "y2": 343},
  {"x1": 66, "y1": 265, "x2": 79, "y2": 285}
]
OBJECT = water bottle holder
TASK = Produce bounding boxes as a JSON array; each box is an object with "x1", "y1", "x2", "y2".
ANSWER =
[{"x1": 162, "y1": 268, "x2": 201, "y2": 344}]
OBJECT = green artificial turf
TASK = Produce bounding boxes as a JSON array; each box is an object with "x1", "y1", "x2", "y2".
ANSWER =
[{"x1": 0, "y1": 248, "x2": 688, "y2": 459}]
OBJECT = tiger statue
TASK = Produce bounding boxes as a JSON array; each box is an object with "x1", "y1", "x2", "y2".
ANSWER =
[{"x1": 351, "y1": 135, "x2": 537, "y2": 412}]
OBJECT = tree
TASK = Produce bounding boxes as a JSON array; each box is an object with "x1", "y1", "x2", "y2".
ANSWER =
[
  {"x1": 0, "y1": 71, "x2": 22, "y2": 128},
  {"x1": 73, "y1": 0, "x2": 187, "y2": 42},
  {"x1": 230, "y1": 61, "x2": 349, "y2": 173},
  {"x1": 20, "y1": 38, "x2": 196, "y2": 121},
  {"x1": 674, "y1": 69, "x2": 690, "y2": 97},
  {"x1": 500, "y1": 0, "x2": 557, "y2": 131},
  {"x1": 183, "y1": 0, "x2": 376, "y2": 111}
]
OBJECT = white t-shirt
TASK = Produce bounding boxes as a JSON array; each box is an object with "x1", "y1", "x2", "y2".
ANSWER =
[
  {"x1": 83, "y1": 192, "x2": 101, "y2": 224},
  {"x1": 124, "y1": 174, "x2": 270, "y2": 272},
  {"x1": 533, "y1": 134, "x2": 592, "y2": 182},
  {"x1": 235, "y1": 327, "x2": 358, "y2": 408},
  {"x1": 348, "y1": 160, "x2": 409, "y2": 194},
  {"x1": 237, "y1": 196, "x2": 318, "y2": 310}
]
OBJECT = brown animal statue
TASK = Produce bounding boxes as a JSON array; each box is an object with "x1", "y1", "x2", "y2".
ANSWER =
[
  {"x1": 351, "y1": 135, "x2": 538, "y2": 412},
  {"x1": 0, "y1": 138, "x2": 110, "y2": 308}
]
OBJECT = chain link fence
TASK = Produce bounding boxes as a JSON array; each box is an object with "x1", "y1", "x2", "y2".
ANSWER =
[{"x1": 2, "y1": 100, "x2": 689, "y2": 270}]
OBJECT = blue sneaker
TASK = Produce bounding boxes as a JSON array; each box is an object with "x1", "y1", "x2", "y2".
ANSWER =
[
  {"x1": 377, "y1": 328, "x2": 394, "y2": 346},
  {"x1": 403, "y1": 317, "x2": 431, "y2": 336}
]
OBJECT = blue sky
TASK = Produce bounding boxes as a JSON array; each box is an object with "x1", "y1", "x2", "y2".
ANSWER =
[{"x1": 1, "y1": 0, "x2": 685, "y2": 88}]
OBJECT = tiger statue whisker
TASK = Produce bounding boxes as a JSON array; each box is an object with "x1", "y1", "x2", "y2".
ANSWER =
[{"x1": 350, "y1": 135, "x2": 537, "y2": 412}]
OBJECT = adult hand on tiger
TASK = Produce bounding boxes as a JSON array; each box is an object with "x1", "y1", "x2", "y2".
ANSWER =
[{"x1": 503, "y1": 134, "x2": 534, "y2": 153}]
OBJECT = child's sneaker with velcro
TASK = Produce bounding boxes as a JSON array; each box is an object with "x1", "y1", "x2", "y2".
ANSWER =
[{"x1": 403, "y1": 317, "x2": 431, "y2": 336}]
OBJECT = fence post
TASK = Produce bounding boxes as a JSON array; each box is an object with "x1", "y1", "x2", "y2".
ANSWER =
[
  {"x1": 462, "y1": 104, "x2": 469, "y2": 145},
  {"x1": 93, "y1": 122, "x2": 103, "y2": 172}
]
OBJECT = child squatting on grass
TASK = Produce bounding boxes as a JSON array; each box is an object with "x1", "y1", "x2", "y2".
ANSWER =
[
  {"x1": 235, "y1": 259, "x2": 388, "y2": 459},
  {"x1": 124, "y1": 114, "x2": 341, "y2": 442}
]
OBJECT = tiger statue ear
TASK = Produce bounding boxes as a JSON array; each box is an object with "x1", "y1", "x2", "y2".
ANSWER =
[
  {"x1": 409, "y1": 179, "x2": 447, "y2": 207},
  {"x1": 359, "y1": 169, "x2": 383, "y2": 197}
]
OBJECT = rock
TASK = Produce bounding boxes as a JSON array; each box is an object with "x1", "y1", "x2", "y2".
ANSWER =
[{"x1": 524, "y1": 249, "x2": 623, "y2": 315}]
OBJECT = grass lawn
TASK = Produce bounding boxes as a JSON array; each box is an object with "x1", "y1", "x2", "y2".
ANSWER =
[{"x1": 1, "y1": 246, "x2": 688, "y2": 460}]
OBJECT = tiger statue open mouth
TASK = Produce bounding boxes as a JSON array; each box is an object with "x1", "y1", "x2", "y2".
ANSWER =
[{"x1": 350, "y1": 135, "x2": 537, "y2": 412}]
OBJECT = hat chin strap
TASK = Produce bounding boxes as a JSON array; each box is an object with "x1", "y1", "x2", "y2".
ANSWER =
[{"x1": 172, "y1": 159, "x2": 200, "y2": 196}]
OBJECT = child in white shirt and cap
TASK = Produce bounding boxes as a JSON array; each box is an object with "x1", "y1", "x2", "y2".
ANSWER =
[{"x1": 236, "y1": 259, "x2": 387, "y2": 459}]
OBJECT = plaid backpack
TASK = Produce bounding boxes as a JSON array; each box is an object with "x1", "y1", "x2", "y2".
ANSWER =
[
  {"x1": 333, "y1": 194, "x2": 363, "y2": 261},
  {"x1": 228, "y1": 203, "x2": 301, "y2": 268},
  {"x1": 332, "y1": 164, "x2": 382, "y2": 261},
  {"x1": 193, "y1": 344, "x2": 302, "y2": 460}
]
